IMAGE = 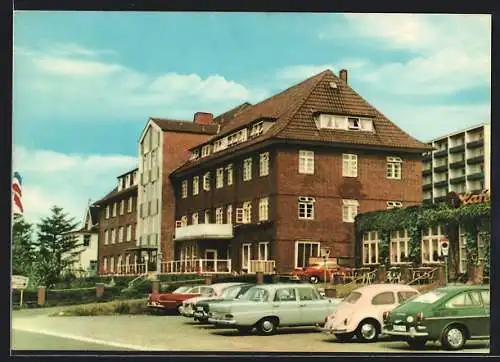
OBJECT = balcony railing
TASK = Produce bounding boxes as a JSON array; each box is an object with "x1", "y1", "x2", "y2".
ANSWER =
[
  {"x1": 174, "y1": 223, "x2": 233, "y2": 241},
  {"x1": 160, "y1": 259, "x2": 232, "y2": 274},
  {"x1": 248, "y1": 260, "x2": 276, "y2": 274},
  {"x1": 100, "y1": 263, "x2": 147, "y2": 276}
]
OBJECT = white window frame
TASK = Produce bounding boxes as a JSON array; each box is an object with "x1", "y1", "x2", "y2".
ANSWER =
[
  {"x1": 104, "y1": 229, "x2": 109, "y2": 245},
  {"x1": 258, "y1": 242, "x2": 269, "y2": 261},
  {"x1": 387, "y1": 201, "x2": 403, "y2": 209},
  {"x1": 259, "y1": 197, "x2": 269, "y2": 221},
  {"x1": 103, "y1": 257, "x2": 108, "y2": 272},
  {"x1": 387, "y1": 156, "x2": 403, "y2": 180},
  {"x1": 226, "y1": 164, "x2": 233, "y2": 186},
  {"x1": 243, "y1": 201, "x2": 252, "y2": 224},
  {"x1": 120, "y1": 200, "x2": 125, "y2": 215},
  {"x1": 298, "y1": 196, "x2": 315, "y2": 220},
  {"x1": 201, "y1": 145, "x2": 211, "y2": 158},
  {"x1": 126, "y1": 225, "x2": 132, "y2": 242},
  {"x1": 242, "y1": 243, "x2": 252, "y2": 270},
  {"x1": 226, "y1": 205, "x2": 232, "y2": 224},
  {"x1": 362, "y1": 231, "x2": 380, "y2": 265},
  {"x1": 110, "y1": 256, "x2": 115, "y2": 273},
  {"x1": 342, "y1": 199, "x2": 359, "y2": 223},
  {"x1": 294, "y1": 241, "x2": 320, "y2": 269},
  {"x1": 106, "y1": 205, "x2": 110, "y2": 219},
  {"x1": 216, "y1": 168, "x2": 224, "y2": 189},
  {"x1": 299, "y1": 150, "x2": 314, "y2": 174},
  {"x1": 192, "y1": 212, "x2": 199, "y2": 225},
  {"x1": 111, "y1": 229, "x2": 116, "y2": 244},
  {"x1": 112, "y1": 203, "x2": 117, "y2": 217},
  {"x1": 193, "y1": 176, "x2": 199, "y2": 196},
  {"x1": 118, "y1": 226, "x2": 124, "y2": 243},
  {"x1": 421, "y1": 225, "x2": 444, "y2": 264},
  {"x1": 243, "y1": 158, "x2": 252, "y2": 181},
  {"x1": 204, "y1": 210, "x2": 210, "y2": 224},
  {"x1": 390, "y1": 230, "x2": 410, "y2": 264},
  {"x1": 348, "y1": 117, "x2": 360, "y2": 130},
  {"x1": 181, "y1": 215, "x2": 188, "y2": 227},
  {"x1": 128, "y1": 197, "x2": 133, "y2": 213},
  {"x1": 203, "y1": 172, "x2": 211, "y2": 191},
  {"x1": 215, "y1": 207, "x2": 223, "y2": 224},
  {"x1": 250, "y1": 121, "x2": 264, "y2": 137},
  {"x1": 259, "y1": 152, "x2": 269, "y2": 177},
  {"x1": 342, "y1": 153, "x2": 358, "y2": 177},
  {"x1": 190, "y1": 149, "x2": 200, "y2": 160},
  {"x1": 181, "y1": 180, "x2": 188, "y2": 198}
]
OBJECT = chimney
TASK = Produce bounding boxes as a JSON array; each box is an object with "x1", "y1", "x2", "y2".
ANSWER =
[
  {"x1": 339, "y1": 69, "x2": 348, "y2": 83},
  {"x1": 193, "y1": 112, "x2": 214, "y2": 125}
]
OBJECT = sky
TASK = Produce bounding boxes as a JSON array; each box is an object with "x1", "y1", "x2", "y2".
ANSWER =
[{"x1": 12, "y1": 12, "x2": 491, "y2": 224}]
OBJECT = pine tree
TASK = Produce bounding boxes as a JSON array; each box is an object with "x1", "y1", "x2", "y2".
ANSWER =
[
  {"x1": 12, "y1": 214, "x2": 35, "y2": 276},
  {"x1": 32, "y1": 206, "x2": 81, "y2": 287}
]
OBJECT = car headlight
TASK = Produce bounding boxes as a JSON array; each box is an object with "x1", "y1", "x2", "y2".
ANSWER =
[{"x1": 406, "y1": 316, "x2": 414, "y2": 323}]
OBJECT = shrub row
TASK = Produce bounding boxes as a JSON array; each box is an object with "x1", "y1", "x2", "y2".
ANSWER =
[{"x1": 53, "y1": 299, "x2": 148, "y2": 316}]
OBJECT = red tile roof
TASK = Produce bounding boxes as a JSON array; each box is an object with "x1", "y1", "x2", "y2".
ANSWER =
[
  {"x1": 172, "y1": 69, "x2": 432, "y2": 175},
  {"x1": 93, "y1": 185, "x2": 138, "y2": 205},
  {"x1": 151, "y1": 118, "x2": 219, "y2": 135}
]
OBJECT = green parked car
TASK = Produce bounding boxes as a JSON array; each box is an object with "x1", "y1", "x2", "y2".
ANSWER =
[{"x1": 383, "y1": 285, "x2": 489, "y2": 350}]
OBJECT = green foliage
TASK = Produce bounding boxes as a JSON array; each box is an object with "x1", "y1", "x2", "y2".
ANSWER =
[
  {"x1": 355, "y1": 202, "x2": 490, "y2": 266},
  {"x1": 31, "y1": 206, "x2": 81, "y2": 287},
  {"x1": 52, "y1": 299, "x2": 148, "y2": 316},
  {"x1": 12, "y1": 215, "x2": 36, "y2": 276}
]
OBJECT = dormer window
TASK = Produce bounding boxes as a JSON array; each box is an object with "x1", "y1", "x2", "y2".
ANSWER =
[
  {"x1": 201, "y1": 145, "x2": 211, "y2": 158},
  {"x1": 190, "y1": 149, "x2": 200, "y2": 161},
  {"x1": 348, "y1": 117, "x2": 360, "y2": 130},
  {"x1": 250, "y1": 121, "x2": 264, "y2": 137}
]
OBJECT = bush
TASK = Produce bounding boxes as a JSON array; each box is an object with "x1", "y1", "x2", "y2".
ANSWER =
[{"x1": 53, "y1": 299, "x2": 148, "y2": 316}]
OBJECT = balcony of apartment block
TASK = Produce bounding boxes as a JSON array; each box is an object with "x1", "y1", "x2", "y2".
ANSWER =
[
  {"x1": 467, "y1": 172, "x2": 484, "y2": 182},
  {"x1": 449, "y1": 143, "x2": 465, "y2": 153},
  {"x1": 433, "y1": 148, "x2": 448, "y2": 158},
  {"x1": 422, "y1": 166, "x2": 432, "y2": 176},
  {"x1": 466, "y1": 138, "x2": 484, "y2": 149},
  {"x1": 433, "y1": 179, "x2": 448, "y2": 188},
  {"x1": 433, "y1": 163, "x2": 448, "y2": 172},
  {"x1": 173, "y1": 223, "x2": 234, "y2": 241},
  {"x1": 422, "y1": 182, "x2": 433, "y2": 191},
  {"x1": 422, "y1": 152, "x2": 432, "y2": 162},
  {"x1": 449, "y1": 158, "x2": 465, "y2": 169},
  {"x1": 449, "y1": 175, "x2": 466, "y2": 184},
  {"x1": 466, "y1": 155, "x2": 484, "y2": 165}
]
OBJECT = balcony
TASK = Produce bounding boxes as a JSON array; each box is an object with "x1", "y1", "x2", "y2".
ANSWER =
[
  {"x1": 449, "y1": 160, "x2": 465, "y2": 169},
  {"x1": 467, "y1": 172, "x2": 484, "y2": 181},
  {"x1": 450, "y1": 175, "x2": 466, "y2": 184},
  {"x1": 434, "y1": 149, "x2": 448, "y2": 158},
  {"x1": 434, "y1": 196, "x2": 447, "y2": 203},
  {"x1": 174, "y1": 223, "x2": 233, "y2": 241},
  {"x1": 423, "y1": 183, "x2": 433, "y2": 191},
  {"x1": 422, "y1": 153, "x2": 432, "y2": 162},
  {"x1": 422, "y1": 168, "x2": 432, "y2": 176},
  {"x1": 249, "y1": 260, "x2": 276, "y2": 274},
  {"x1": 433, "y1": 164, "x2": 448, "y2": 172},
  {"x1": 160, "y1": 259, "x2": 232, "y2": 274},
  {"x1": 467, "y1": 155, "x2": 484, "y2": 165},
  {"x1": 449, "y1": 144, "x2": 465, "y2": 153},
  {"x1": 434, "y1": 180, "x2": 448, "y2": 188},
  {"x1": 467, "y1": 139, "x2": 484, "y2": 149}
]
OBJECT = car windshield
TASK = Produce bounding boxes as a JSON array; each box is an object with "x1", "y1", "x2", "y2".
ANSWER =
[
  {"x1": 344, "y1": 291, "x2": 362, "y2": 304},
  {"x1": 222, "y1": 286, "x2": 241, "y2": 299},
  {"x1": 412, "y1": 290, "x2": 448, "y2": 304},
  {"x1": 239, "y1": 287, "x2": 269, "y2": 302},
  {"x1": 173, "y1": 286, "x2": 190, "y2": 293}
]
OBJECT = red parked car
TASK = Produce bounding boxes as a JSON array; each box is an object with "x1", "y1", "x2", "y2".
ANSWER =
[
  {"x1": 291, "y1": 258, "x2": 353, "y2": 284},
  {"x1": 147, "y1": 285, "x2": 215, "y2": 314}
]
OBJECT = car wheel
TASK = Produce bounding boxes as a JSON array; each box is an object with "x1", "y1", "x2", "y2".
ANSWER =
[
  {"x1": 355, "y1": 320, "x2": 379, "y2": 342},
  {"x1": 335, "y1": 332, "x2": 355, "y2": 342},
  {"x1": 407, "y1": 339, "x2": 427, "y2": 349},
  {"x1": 257, "y1": 317, "x2": 278, "y2": 335},
  {"x1": 309, "y1": 276, "x2": 319, "y2": 284},
  {"x1": 441, "y1": 325, "x2": 467, "y2": 350}
]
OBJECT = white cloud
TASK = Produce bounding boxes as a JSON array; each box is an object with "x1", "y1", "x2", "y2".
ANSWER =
[
  {"x1": 12, "y1": 145, "x2": 137, "y2": 224},
  {"x1": 14, "y1": 43, "x2": 266, "y2": 120},
  {"x1": 277, "y1": 60, "x2": 368, "y2": 82}
]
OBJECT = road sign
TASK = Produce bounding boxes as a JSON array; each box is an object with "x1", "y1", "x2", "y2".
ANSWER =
[
  {"x1": 441, "y1": 238, "x2": 449, "y2": 257},
  {"x1": 12, "y1": 275, "x2": 29, "y2": 290}
]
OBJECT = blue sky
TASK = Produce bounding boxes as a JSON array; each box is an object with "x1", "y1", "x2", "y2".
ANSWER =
[{"x1": 12, "y1": 12, "x2": 491, "y2": 223}]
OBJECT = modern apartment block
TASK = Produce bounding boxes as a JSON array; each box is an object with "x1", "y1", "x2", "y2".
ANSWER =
[
  {"x1": 95, "y1": 168, "x2": 140, "y2": 274},
  {"x1": 169, "y1": 69, "x2": 431, "y2": 274},
  {"x1": 422, "y1": 123, "x2": 491, "y2": 203}
]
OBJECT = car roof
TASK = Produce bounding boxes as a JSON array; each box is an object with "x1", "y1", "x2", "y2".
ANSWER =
[
  {"x1": 353, "y1": 283, "x2": 418, "y2": 296},
  {"x1": 250, "y1": 283, "x2": 317, "y2": 290},
  {"x1": 433, "y1": 284, "x2": 489, "y2": 293}
]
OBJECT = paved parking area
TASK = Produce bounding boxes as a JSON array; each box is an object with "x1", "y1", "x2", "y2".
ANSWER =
[{"x1": 12, "y1": 307, "x2": 489, "y2": 353}]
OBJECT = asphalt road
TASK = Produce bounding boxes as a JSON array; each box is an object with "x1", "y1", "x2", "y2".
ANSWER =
[{"x1": 11, "y1": 306, "x2": 490, "y2": 353}]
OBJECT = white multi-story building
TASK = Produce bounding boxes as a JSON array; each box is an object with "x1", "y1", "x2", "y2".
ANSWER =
[{"x1": 422, "y1": 123, "x2": 491, "y2": 203}]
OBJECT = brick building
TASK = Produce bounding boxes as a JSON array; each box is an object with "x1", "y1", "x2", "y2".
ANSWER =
[
  {"x1": 95, "y1": 168, "x2": 140, "y2": 274},
  {"x1": 168, "y1": 69, "x2": 432, "y2": 274},
  {"x1": 135, "y1": 103, "x2": 251, "y2": 272}
]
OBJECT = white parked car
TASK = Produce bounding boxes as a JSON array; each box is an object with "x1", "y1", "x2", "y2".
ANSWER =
[
  {"x1": 320, "y1": 284, "x2": 419, "y2": 342},
  {"x1": 179, "y1": 282, "x2": 243, "y2": 317}
]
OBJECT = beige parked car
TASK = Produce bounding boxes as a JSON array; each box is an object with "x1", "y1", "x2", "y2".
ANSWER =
[{"x1": 320, "y1": 284, "x2": 419, "y2": 342}]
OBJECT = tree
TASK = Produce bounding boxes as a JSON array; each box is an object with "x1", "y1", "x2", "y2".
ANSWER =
[
  {"x1": 12, "y1": 214, "x2": 35, "y2": 276},
  {"x1": 31, "y1": 206, "x2": 81, "y2": 287}
]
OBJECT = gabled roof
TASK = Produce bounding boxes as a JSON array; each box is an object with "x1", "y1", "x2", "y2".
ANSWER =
[
  {"x1": 172, "y1": 69, "x2": 431, "y2": 176},
  {"x1": 213, "y1": 102, "x2": 253, "y2": 125},
  {"x1": 93, "y1": 185, "x2": 138, "y2": 205},
  {"x1": 88, "y1": 204, "x2": 100, "y2": 225},
  {"x1": 151, "y1": 118, "x2": 219, "y2": 135}
]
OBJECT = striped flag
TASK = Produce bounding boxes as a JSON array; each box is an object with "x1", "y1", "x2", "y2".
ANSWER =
[{"x1": 12, "y1": 172, "x2": 23, "y2": 215}]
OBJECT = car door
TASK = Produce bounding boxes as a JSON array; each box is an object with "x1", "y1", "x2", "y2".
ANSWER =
[
  {"x1": 371, "y1": 291, "x2": 397, "y2": 325},
  {"x1": 442, "y1": 291, "x2": 487, "y2": 337},
  {"x1": 479, "y1": 290, "x2": 490, "y2": 337},
  {"x1": 272, "y1": 287, "x2": 300, "y2": 325},
  {"x1": 297, "y1": 287, "x2": 330, "y2": 325}
]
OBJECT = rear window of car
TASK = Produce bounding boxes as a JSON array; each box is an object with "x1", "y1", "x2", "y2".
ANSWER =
[
  {"x1": 398, "y1": 291, "x2": 418, "y2": 303},
  {"x1": 412, "y1": 290, "x2": 447, "y2": 304},
  {"x1": 372, "y1": 292, "x2": 396, "y2": 305},
  {"x1": 173, "y1": 286, "x2": 190, "y2": 293},
  {"x1": 199, "y1": 287, "x2": 214, "y2": 296},
  {"x1": 222, "y1": 286, "x2": 241, "y2": 299},
  {"x1": 239, "y1": 287, "x2": 269, "y2": 302},
  {"x1": 344, "y1": 291, "x2": 362, "y2": 304},
  {"x1": 445, "y1": 292, "x2": 482, "y2": 308},
  {"x1": 297, "y1": 287, "x2": 319, "y2": 301}
]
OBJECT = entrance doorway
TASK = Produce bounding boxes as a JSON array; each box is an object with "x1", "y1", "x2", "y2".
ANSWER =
[{"x1": 204, "y1": 249, "x2": 218, "y2": 272}]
